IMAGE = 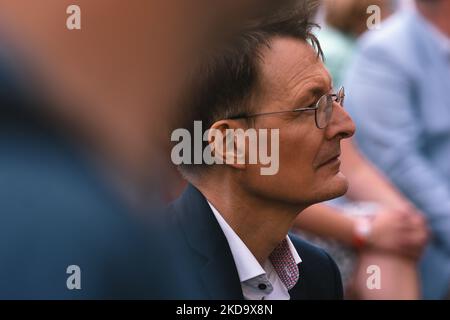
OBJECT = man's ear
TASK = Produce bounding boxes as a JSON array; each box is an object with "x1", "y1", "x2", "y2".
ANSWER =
[{"x1": 208, "y1": 120, "x2": 246, "y2": 170}]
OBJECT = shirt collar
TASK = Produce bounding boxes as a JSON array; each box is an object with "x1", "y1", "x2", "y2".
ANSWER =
[{"x1": 208, "y1": 201, "x2": 301, "y2": 283}]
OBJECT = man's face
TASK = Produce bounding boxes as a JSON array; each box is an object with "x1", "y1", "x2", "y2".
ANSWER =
[{"x1": 241, "y1": 37, "x2": 355, "y2": 207}]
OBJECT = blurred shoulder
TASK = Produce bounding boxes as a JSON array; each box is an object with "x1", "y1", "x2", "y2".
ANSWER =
[{"x1": 355, "y1": 11, "x2": 418, "y2": 62}]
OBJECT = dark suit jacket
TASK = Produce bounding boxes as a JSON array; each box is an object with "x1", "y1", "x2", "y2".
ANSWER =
[{"x1": 167, "y1": 184, "x2": 344, "y2": 300}]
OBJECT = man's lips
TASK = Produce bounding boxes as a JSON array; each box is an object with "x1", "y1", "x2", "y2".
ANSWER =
[{"x1": 318, "y1": 153, "x2": 341, "y2": 167}]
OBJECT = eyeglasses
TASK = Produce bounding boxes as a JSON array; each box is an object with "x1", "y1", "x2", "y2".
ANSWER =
[{"x1": 228, "y1": 86, "x2": 345, "y2": 129}]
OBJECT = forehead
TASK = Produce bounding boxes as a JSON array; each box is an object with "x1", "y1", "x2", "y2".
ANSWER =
[{"x1": 257, "y1": 37, "x2": 331, "y2": 101}]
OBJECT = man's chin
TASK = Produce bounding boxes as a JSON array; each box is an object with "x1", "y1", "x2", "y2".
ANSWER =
[{"x1": 320, "y1": 173, "x2": 349, "y2": 201}]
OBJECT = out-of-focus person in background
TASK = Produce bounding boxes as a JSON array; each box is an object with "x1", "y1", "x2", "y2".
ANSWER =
[
  {"x1": 344, "y1": 0, "x2": 450, "y2": 299},
  {"x1": 292, "y1": 0, "x2": 429, "y2": 300},
  {"x1": 0, "y1": 0, "x2": 287, "y2": 299},
  {"x1": 316, "y1": 0, "x2": 394, "y2": 87}
]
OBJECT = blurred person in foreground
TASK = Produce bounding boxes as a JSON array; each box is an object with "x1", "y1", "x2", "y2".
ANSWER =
[
  {"x1": 344, "y1": 0, "x2": 450, "y2": 299},
  {"x1": 168, "y1": 0, "x2": 354, "y2": 300},
  {"x1": 291, "y1": 0, "x2": 428, "y2": 299},
  {"x1": 0, "y1": 0, "x2": 282, "y2": 299}
]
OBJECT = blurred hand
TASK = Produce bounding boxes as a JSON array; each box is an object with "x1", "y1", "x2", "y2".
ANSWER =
[{"x1": 365, "y1": 206, "x2": 429, "y2": 260}]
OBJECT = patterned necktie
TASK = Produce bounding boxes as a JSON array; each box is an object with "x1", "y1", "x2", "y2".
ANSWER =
[{"x1": 269, "y1": 238, "x2": 299, "y2": 290}]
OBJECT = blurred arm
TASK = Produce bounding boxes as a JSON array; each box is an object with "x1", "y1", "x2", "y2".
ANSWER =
[
  {"x1": 341, "y1": 138, "x2": 415, "y2": 211},
  {"x1": 293, "y1": 204, "x2": 356, "y2": 246}
]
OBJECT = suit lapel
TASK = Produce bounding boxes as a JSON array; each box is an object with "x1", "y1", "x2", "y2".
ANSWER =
[
  {"x1": 200, "y1": 247, "x2": 244, "y2": 300},
  {"x1": 288, "y1": 263, "x2": 308, "y2": 300},
  {"x1": 173, "y1": 184, "x2": 243, "y2": 299}
]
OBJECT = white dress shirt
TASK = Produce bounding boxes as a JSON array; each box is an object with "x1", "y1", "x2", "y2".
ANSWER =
[{"x1": 208, "y1": 201, "x2": 301, "y2": 300}]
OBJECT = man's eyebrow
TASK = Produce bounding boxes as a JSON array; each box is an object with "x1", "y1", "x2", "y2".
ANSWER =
[
  {"x1": 292, "y1": 85, "x2": 332, "y2": 109},
  {"x1": 307, "y1": 84, "x2": 333, "y2": 98}
]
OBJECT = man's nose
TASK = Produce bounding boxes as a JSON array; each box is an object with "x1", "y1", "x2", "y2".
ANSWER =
[{"x1": 325, "y1": 102, "x2": 356, "y2": 140}]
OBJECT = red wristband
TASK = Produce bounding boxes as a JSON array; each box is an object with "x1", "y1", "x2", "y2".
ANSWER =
[{"x1": 352, "y1": 219, "x2": 371, "y2": 250}]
